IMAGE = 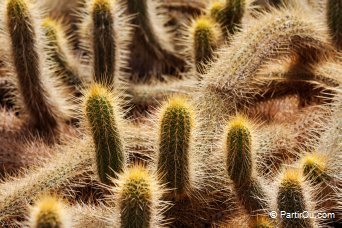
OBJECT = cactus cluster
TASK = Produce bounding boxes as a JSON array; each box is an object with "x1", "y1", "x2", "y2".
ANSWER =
[{"x1": 0, "y1": 0, "x2": 341, "y2": 227}]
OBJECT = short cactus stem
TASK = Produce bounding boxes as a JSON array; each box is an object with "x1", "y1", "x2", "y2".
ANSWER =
[
  {"x1": 91, "y1": 0, "x2": 116, "y2": 86},
  {"x1": 225, "y1": 116, "x2": 268, "y2": 214},
  {"x1": 277, "y1": 169, "x2": 314, "y2": 228},
  {"x1": 300, "y1": 153, "x2": 330, "y2": 184},
  {"x1": 225, "y1": 115, "x2": 253, "y2": 186},
  {"x1": 209, "y1": 0, "x2": 246, "y2": 37},
  {"x1": 157, "y1": 96, "x2": 194, "y2": 200},
  {"x1": 190, "y1": 16, "x2": 222, "y2": 73},
  {"x1": 84, "y1": 83, "x2": 125, "y2": 184},
  {"x1": 29, "y1": 195, "x2": 70, "y2": 228},
  {"x1": 113, "y1": 165, "x2": 164, "y2": 228}
]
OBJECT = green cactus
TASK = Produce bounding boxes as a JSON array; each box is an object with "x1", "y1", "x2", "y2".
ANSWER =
[
  {"x1": 91, "y1": 0, "x2": 116, "y2": 86},
  {"x1": 300, "y1": 153, "x2": 330, "y2": 184},
  {"x1": 42, "y1": 18, "x2": 82, "y2": 93},
  {"x1": 225, "y1": 116, "x2": 268, "y2": 214},
  {"x1": 277, "y1": 169, "x2": 314, "y2": 228},
  {"x1": 115, "y1": 166, "x2": 157, "y2": 228},
  {"x1": 84, "y1": 83, "x2": 125, "y2": 184},
  {"x1": 209, "y1": 0, "x2": 246, "y2": 37},
  {"x1": 327, "y1": 0, "x2": 342, "y2": 50},
  {"x1": 190, "y1": 16, "x2": 222, "y2": 73},
  {"x1": 157, "y1": 96, "x2": 194, "y2": 200},
  {"x1": 6, "y1": 0, "x2": 59, "y2": 139},
  {"x1": 225, "y1": 115, "x2": 252, "y2": 186},
  {"x1": 29, "y1": 195, "x2": 70, "y2": 228}
]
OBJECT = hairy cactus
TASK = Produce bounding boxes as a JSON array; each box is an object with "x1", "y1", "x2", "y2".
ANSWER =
[
  {"x1": 189, "y1": 16, "x2": 222, "y2": 73},
  {"x1": 42, "y1": 18, "x2": 82, "y2": 93},
  {"x1": 84, "y1": 83, "x2": 125, "y2": 184},
  {"x1": 225, "y1": 115, "x2": 253, "y2": 185},
  {"x1": 4, "y1": 0, "x2": 72, "y2": 141},
  {"x1": 250, "y1": 215, "x2": 274, "y2": 228},
  {"x1": 91, "y1": 0, "x2": 116, "y2": 86},
  {"x1": 276, "y1": 169, "x2": 314, "y2": 228},
  {"x1": 0, "y1": 138, "x2": 93, "y2": 225},
  {"x1": 5, "y1": 0, "x2": 63, "y2": 139},
  {"x1": 208, "y1": 0, "x2": 246, "y2": 37},
  {"x1": 111, "y1": 165, "x2": 165, "y2": 228},
  {"x1": 157, "y1": 96, "x2": 194, "y2": 200},
  {"x1": 28, "y1": 195, "x2": 70, "y2": 228},
  {"x1": 224, "y1": 115, "x2": 268, "y2": 214},
  {"x1": 300, "y1": 153, "x2": 330, "y2": 184},
  {"x1": 327, "y1": 0, "x2": 342, "y2": 50}
]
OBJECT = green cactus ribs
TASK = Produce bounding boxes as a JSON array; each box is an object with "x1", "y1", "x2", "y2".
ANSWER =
[
  {"x1": 84, "y1": 84, "x2": 124, "y2": 184},
  {"x1": 157, "y1": 96, "x2": 194, "y2": 200}
]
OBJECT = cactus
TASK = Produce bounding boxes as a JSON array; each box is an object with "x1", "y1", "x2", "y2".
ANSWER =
[
  {"x1": 224, "y1": 115, "x2": 268, "y2": 214},
  {"x1": 0, "y1": 138, "x2": 93, "y2": 225},
  {"x1": 5, "y1": 0, "x2": 62, "y2": 139},
  {"x1": 300, "y1": 153, "x2": 330, "y2": 184},
  {"x1": 5, "y1": 0, "x2": 71, "y2": 141},
  {"x1": 84, "y1": 83, "x2": 125, "y2": 184},
  {"x1": 29, "y1": 195, "x2": 70, "y2": 228},
  {"x1": 276, "y1": 169, "x2": 314, "y2": 228},
  {"x1": 209, "y1": 0, "x2": 246, "y2": 37},
  {"x1": 112, "y1": 165, "x2": 165, "y2": 228},
  {"x1": 189, "y1": 16, "x2": 222, "y2": 73},
  {"x1": 91, "y1": 0, "x2": 116, "y2": 86},
  {"x1": 327, "y1": 0, "x2": 342, "y2": 50},
  {"x1": 124, "y1": 0, "x2": 185, "y2": 80},
  {"x1": 157, "y1": 96, "x2": 194, "y2": 200},
  {"x1": 42, "y1": 18, "x2": 82, "y2": 94},
  {"x1": 225, "y1": 115, "x2": 253, "y2": 186}
]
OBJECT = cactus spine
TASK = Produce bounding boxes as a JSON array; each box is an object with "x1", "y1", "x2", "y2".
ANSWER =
[
  {"x1": 112, "y1": 165, "x2": 165, "y2": 228},
  {"x1": 29, "y1": 195, "x2": 70, "y2": 228},
  {"x1": 157, "y1": 96, "x2": 194, "y2": 200},
  {"x1": 190, "y1": 16, "x2": 222, "y2": 73},
  {"x1": 277, "y1": 169, "x2": 314, "y2": 228},
  {"x1": 42, "y1": 18, "x2": 82, "y2": 93},
  {"x1": 225, "y1": 116, "x2": 267, "y2": 214},
  {"x1": 5, "y1": 0, "x2": 60, "y2": 139},
  {"x1": 91, "y1": 0, "x2": 116, "y2": 86},
  {"x1": 327, "y1": 0, "x2": 342, "y2": 50},
  {"x1": 84, "y1": 83, "x2": 125, "y2": 184}
]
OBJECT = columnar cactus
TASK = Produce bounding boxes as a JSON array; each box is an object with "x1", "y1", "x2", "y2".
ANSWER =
[
  {"x1": 91, "y1": 0, "x2": 116, "y2": 86},
  {"x1": 112, "y1": 165, "x2": 165, "y2": 228},
  {"x1": 84, "y1": 83, "x2": 125, "y2": 184},
  {"x1": 157, "y1": 96, "x2": 194, "y2": 200},
  {"x1": 5, "y1": 0, "x2": 61, "y2": 139},
  {"x1": 224, "y1": 115, "x2": 267, "y2": 214},
  {"x1": 29, "y1": 195, "x2": 70, "y2": 228},
  {"x1": 276, "y1": 169, "x2": 314, "y2": 228},
  {"x1": 189, "y1": 16, "x2": 222, "y2": 73},
  {"x1": 225, "y1": 115, "x2": 253, "y2": 185},
  {"x1": 42, "y1": 18, "x2": 82, "y2": 93},
  {"x1": 327, "y1": 0, "x2": 342, "y2": 50}
]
